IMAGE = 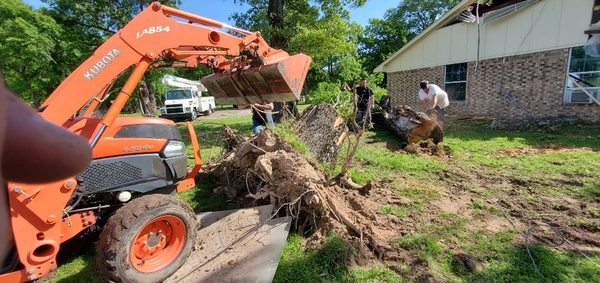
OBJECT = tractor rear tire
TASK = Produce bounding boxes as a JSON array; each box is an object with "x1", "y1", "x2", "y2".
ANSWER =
[{"x1": 96, "y1": 194, "x2": 197, "y2": 283}]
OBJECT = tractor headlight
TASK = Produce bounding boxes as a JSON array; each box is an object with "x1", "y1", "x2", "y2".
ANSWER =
[{"x1": 161, "y1": 141, "x2": 185, "y2": 158}]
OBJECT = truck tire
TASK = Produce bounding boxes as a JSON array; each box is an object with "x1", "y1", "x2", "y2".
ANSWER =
[
  {"x1": 203, "y1": 106, "x2": 213, "y2": 116},
  {"x1": 190, "y1": 109, "x2": 198, "y2": 120},
  {"x1": 96, "y1": 194, "x2": 197, "y2": 283}
]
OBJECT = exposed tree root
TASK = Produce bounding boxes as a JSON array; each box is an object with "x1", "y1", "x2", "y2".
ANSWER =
[
  {"x1": 207, "y1": 127, "x2": 396, "y2": 260},
  {"x1": 330, "y1": 174, "x2": 372, "y2": 195}
]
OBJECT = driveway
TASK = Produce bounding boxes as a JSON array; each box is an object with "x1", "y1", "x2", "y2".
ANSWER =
[{"x1": 204, "y1": 107, "x2": 251, "y2": 119}]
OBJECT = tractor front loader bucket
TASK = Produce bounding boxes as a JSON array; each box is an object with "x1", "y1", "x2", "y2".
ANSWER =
[
  {"x1": 201, "y1": 54, "x2": 311, "y2": 105},
  {"x1": 167, "y1": 205, "x2": 291, "y2": 283}
]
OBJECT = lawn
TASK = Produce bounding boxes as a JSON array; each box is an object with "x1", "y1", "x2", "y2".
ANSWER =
[{"x1": 51, "y1": 112, "x2": 600, "y2": 282}]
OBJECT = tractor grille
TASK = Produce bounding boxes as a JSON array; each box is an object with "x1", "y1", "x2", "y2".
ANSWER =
[
  {"x1": 166, "y1": 104, "x2": 183, "y2": 114},
  {"x1": 80, "y1": 161, "x2": 143, "y2": 193}
]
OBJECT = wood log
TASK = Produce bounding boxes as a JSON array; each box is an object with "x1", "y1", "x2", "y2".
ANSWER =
[
  {"x1": 382, "y1": 105, "x2": 443, "y2": 146},
  {"x1": 293, "y1": 104, "x2": 348, "y2": 164}
]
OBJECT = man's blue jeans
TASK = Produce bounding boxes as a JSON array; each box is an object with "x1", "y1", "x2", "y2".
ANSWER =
[
  {"x1": 357, "y1": 108, "x2": 371, "y2": 127},
  {"x1": 252, "y1": 112, "x2": 274, "y2": 134}
]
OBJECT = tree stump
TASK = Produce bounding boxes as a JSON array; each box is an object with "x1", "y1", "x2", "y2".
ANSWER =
[{"x1": 292, "y1": 104, "x2": 348, "y2": 164}]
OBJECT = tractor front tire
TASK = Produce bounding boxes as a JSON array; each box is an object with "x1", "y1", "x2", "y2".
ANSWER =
[{"x1": 96, "y1": 194, "x2": 197, "y2": 283}]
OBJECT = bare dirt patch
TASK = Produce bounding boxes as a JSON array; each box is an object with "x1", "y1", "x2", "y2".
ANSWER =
[
  {"x1": 497, "y1": 195, "x2": 600, "y2": 249},
  {"x1": 435, "y1": 164, "x2": 600, "y2": 257},
  {"x1": 498, "y1": 144, "x2": 594, "y2": 157},
  {"x1": 431, "y1": 196, "x2": 469, "y2": 214}
]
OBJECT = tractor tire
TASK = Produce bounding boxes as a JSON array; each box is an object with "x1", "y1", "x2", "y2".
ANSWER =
[{"x1": 96, "y1": 194, "x2": 197, "y2": 283}]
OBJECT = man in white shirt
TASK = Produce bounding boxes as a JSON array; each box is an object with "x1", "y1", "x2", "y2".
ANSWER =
[{"x1": 418, "y1": 80, "x2": 450, "y2": 125}]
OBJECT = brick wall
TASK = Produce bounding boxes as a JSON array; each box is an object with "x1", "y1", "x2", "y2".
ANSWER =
[
  {"x1": 387, "y1": 48, "x2": 600, "y2": 123},
  {"x1": 387, "y1": 66, "x2": 444, "y2": 111}
]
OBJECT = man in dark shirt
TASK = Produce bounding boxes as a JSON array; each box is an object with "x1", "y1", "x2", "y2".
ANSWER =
[
  {"x1": 251, "y1": 101, "x2": 274, "y2": 134},
  {"x1": 352, "y1": 78, "x2": 374, "y2": 128}
]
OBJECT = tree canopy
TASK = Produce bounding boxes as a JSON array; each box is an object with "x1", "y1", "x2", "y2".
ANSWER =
[{"x1": 0, "y1": 0, "x2": 96, "y2": 105}]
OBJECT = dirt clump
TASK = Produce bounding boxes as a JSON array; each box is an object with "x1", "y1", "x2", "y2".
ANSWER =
[
  {"x1": 404, "y1": 140, "x2": 451, "y2": 159},
  {"x1": 452, "y1": 252, "x2": 483, "y2": 273}
]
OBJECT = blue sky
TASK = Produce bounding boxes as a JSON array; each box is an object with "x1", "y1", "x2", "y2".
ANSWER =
[{"x1": 22, "y1": 0, "x2": 398, "y2": 27}]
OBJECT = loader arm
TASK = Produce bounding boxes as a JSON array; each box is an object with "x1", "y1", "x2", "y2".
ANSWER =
[{"x1": 40, "y1": 2, "x2": 310, "y2": 131}]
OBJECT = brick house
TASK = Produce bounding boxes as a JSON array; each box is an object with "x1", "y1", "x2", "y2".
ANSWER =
[{"x1": 375, "y1": 0, "x2": 600, "y2": 122}]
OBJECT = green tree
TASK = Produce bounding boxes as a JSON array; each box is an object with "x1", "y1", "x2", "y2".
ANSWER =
[
  {"x1": 233, "y1": 0, "x2": 366, "y2": 48},
  {"x1": 359, "y1": 17, "x2": 413, "y2": 75},
  {"x1": 233, "y1": 0, "x2": 368, "y2": 93},
  {"x1": 391, "y1": 0, "x2": 461, "y2": 34},
  {"x1": 42, "y1": 0, "x2": 181, "y2": 35},
  {"x1": 360, "y1": 0, "x2": 460, "y2": 80},
  {"x1": 289, "y1": 14, "x2": 363, "y2": 83},
  {"x1": 42, "y1": 0, "x2": 187, "y2": 114},
  {"x1": 0, "y1": 0, "x2": 93, "y2": 106},
  {"x1": 232, "y1": 0, "x2": 319, "y2": 49}
]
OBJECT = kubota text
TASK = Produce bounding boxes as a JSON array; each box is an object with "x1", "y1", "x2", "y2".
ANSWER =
[{"x1": 83, "y1": 49, "x2": 121, "y2": 80}]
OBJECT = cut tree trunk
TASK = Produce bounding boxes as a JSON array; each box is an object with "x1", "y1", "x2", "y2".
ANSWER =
[
  {"x1": 292, "y1": 104, "x2": 347, "y2": 164},
  {"x1": 138, "y1": 98, "x2": 146, "y2": 115},
  {"x1": 382, "y1": 105, "x2": 444, "y2": 146},
  {"x1": 139, "y1": 79, "x2": 156, "y2": 116},
  {"x1": 267, "y1": 0, "x2": 287, "y2": 49}
]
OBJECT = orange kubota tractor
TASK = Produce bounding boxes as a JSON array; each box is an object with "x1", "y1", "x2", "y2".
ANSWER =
[{"x1": 0, "y1": 2, "x2": 310, "y2": 282}]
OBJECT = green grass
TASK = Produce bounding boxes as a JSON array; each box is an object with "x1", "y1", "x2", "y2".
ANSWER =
[
  {"x1": 275, "y1": 234, "x2": 401, "y2": 283},
  {"x1": 177, "y1": 177, "x2": 240, "y2": 213},
  {"x1": 274, "y1": 124, "x2": 310, "y2": 157},
  {"x1": 274, "y1": 234, "x2": 353, "y2": 282},
  {"x1": 380, "y1": 205, "x2": 408, "y2": 219},
  {"x1": 394, "y1": 235, "x2": 442, "y2": 258},
  {"x1": 51, "y1": 115, "x2": 600, "y2": 282},
  {"x1": 52, "y1": 249, "x2": 102, "y2": 283},
  {"x1": 468, "y1": 246, "x2": 600, "y2": 283}
]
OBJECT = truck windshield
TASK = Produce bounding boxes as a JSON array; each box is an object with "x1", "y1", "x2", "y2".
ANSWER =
[{"x1": 166, "y1": 89, "x2": 192, "y2": 100}]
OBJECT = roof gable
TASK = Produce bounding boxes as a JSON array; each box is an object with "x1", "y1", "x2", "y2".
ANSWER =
[{"x1": 374, "y1": 0, "x2": 476, "y2": 72}]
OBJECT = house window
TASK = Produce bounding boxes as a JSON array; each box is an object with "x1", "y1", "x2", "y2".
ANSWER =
[
  {"x1": 445, "y1": 63, "x2": 467, "y2": 101},
  {"x1": 565, "y1": 46, "x2": 600, "y2": 104}
]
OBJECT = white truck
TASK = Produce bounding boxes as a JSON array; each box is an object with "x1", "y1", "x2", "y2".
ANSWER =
[{"x1": 159, "y1": 75, "x2": 216, "y2": 120}]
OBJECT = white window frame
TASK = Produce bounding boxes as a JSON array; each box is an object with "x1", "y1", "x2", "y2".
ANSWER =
[
  {"x1": 564, "y1": 47, "x2": 600, "y2": 104},
  {"x1": 444, "y1": 63, "x2": 468, "y2": 102}
]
